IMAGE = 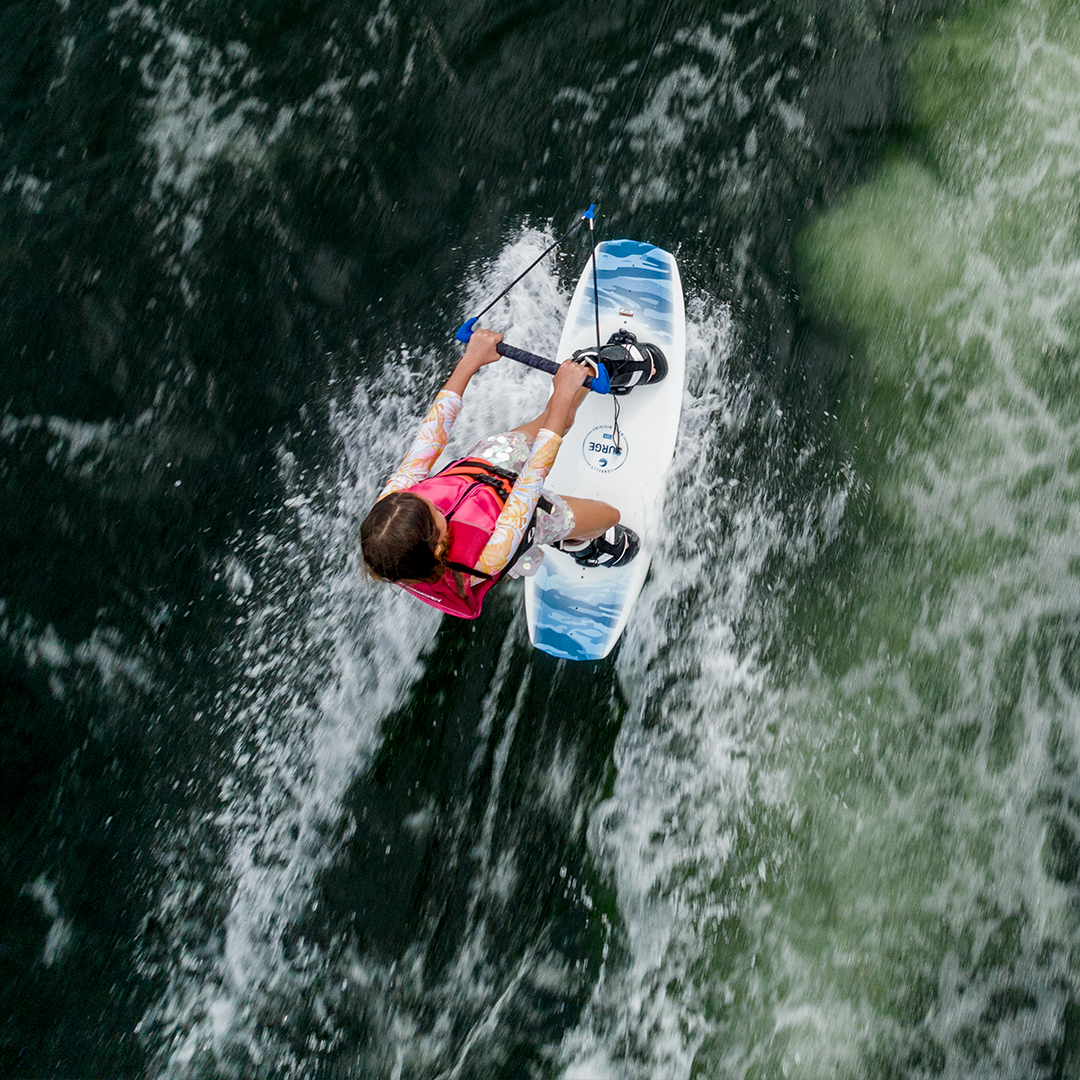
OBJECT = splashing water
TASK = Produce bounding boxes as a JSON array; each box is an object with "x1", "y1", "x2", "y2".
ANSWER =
[
  {"x1": 573, "y1": 2, "x2": 1080, "y2": 1077},
  {"x1": 19, "y1": 0, "x2": 1080, "y2": 1076},
  {"x1": 137, "y1": 230, "x2": 609, "y2": 1075}
]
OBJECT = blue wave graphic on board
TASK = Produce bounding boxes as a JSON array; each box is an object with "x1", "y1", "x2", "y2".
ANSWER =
[
  {"x1": 531, "y1": 560, "x2": 633, "y2": 661},
  {"x1": 571, "y1": 241, "x2": 676, "y2": 345}
]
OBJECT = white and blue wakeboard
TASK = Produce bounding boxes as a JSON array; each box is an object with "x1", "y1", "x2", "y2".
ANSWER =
[{"x1": 525, "y1": 240, "x2": 685, "y2": 661}]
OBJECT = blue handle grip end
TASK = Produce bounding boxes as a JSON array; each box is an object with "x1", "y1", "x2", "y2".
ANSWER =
[
  {"x1": 456, "y1": 317, "x2": 478, "y2": 343},
  {"x1": 591, "y1": 364, "x2": 611, "y2": 395}
]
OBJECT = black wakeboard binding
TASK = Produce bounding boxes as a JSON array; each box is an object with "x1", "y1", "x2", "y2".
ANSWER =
[
  {"x1": 556, "y1": 525, "x2": 640, "y2": 568},
  {"x1": 572, "y1": 330, "x2": 668, "y2": 396}
]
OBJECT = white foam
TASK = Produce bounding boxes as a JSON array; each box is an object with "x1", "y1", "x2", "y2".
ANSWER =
[
  {"x1": 556, "y1": 297, "x2": 760, "y2": 1076},
  {"x1": 0, "y1": 591, "x2": 151, "y2": 698},
  {"x1": 108, "y1": 0, "x2": 374, "y2": 287},
  {"x1": 548, "y1": 18, "x2": 814, "y2": 214},
  {"x1": 25, "y1": 877, "x2": 74, "y2": 967},
  {"x1": 1, "y1": 412, "x2": 115, "y2": 467},
  {"x1": 141, "y1": 355, "x2": 443, "y2": 1070},
  {"x1": 139, "y1": 228, "x2": 581, "y2": 1076},
  {"x1": 0, "y1": 603, "x2": 151, "y2": 980},
  {"x1": 631, "y1": 5, "x2": 1080, "y2": 1076},
  {"x1": 45, "y1": 416, "x2": 114, "y2": 463},
  {"x1": 107, "y1": 1, "x2": 268, "y2": 203},
  {"x1": 553, "y1": 278, "x2": 862, "y2": 1077},
  {"x1": 2, "y1": 170, "x2": 52, "y2": 213}
]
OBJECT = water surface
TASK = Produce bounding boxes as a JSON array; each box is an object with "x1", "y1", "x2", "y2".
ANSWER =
[{"x1": 7, "y1": 0, "x2": 1079, "y2": 1077}]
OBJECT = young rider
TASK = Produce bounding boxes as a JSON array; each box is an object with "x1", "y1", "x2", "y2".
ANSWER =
[{"x1": 360, "y1": 327, "x2": 638, "y2": 618}]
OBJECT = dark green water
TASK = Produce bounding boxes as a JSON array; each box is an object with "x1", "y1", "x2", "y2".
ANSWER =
[{"x1": 6, "y1": 0, "x2": 1080, "y2": 1076}]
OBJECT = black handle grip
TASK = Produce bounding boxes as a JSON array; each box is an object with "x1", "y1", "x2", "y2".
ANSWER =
[{"x1": 496, "y1": 342, "x2": 596, "y2": 390}]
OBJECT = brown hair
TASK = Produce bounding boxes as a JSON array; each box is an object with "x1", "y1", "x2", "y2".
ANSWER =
[{"x1": 360, "y1": 492, "x2": 446, "y2": 584}]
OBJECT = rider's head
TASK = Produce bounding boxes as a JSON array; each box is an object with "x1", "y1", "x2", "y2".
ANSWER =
[{"x1": 360, "y1": 492, "x2": 447, "y2": 583}]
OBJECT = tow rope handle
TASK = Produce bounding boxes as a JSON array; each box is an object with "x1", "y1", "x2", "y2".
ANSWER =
[
  {"x1": 454, "y1": 320, "x2": 610, "y2": 394},
  {"x1": 497, "y1": 342, "x2": 610, "y2": 394}
]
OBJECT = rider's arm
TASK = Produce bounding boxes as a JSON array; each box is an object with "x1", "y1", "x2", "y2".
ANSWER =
[
  {"x1": 379, "y1": 329, "x2": 503, "y2": 497},
  {"x1": 476, "y1": 361, "x2": 587, "y2": 577},
  {"x1": 476, "y1": 428, "x2": 562, "y2": 577},
  {"x1": 379, "y1": 389, "x2": 463, "y2": 496}
]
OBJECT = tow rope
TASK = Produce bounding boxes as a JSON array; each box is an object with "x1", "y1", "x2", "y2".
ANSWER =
[{"x1": 456, "y1": 0, "x2": 676, "y2": 344}]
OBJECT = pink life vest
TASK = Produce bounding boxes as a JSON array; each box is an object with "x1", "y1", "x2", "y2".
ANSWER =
[{"x1": 401, "y1": 458, "x2": 544, "y2": 620}]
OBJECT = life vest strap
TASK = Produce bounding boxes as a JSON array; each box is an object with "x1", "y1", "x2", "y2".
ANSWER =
[
  {"x1": 434, "y1": 457, "x2": 517, "y2": 497},
  {"x1": 446, "y1": 560, "x2": 495, "y2": 581}
]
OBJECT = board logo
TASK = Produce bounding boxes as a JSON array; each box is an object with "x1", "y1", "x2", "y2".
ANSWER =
[{"x1": 582, "y1": 426, "x2": 629, "y2": 472}]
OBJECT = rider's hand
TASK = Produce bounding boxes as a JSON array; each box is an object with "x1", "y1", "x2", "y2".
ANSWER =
[
  {"x1": 462, "y1": 327, "x2": 503, "y2": 371},
  {"x1": 552, "y1": 358, "x2": 589, "y2": 398}
]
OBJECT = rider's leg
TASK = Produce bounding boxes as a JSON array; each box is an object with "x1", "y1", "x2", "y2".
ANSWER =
[{"x1": 559, "y1": 495, "x2": 620, "y2": 540}]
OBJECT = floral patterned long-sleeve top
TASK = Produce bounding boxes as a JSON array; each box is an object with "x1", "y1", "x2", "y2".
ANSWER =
[{"x1": 379, "y1": 389, "x2": 561, "y2": 577}]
